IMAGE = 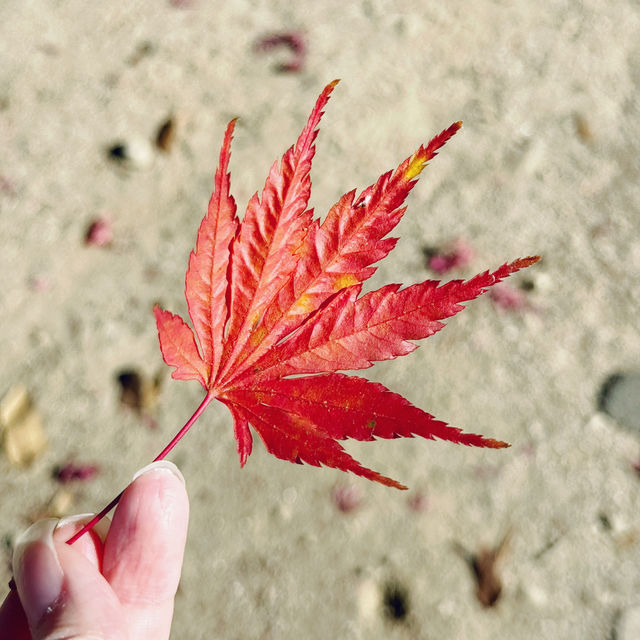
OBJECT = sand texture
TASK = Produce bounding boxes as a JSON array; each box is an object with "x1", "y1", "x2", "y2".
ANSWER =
[{"x1": 1, "y1": 1, "x2": 639, "y2": 638}]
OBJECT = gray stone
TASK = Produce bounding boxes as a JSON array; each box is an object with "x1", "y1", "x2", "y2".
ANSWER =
[{"x1": 599, "y1": 372, "x2": 640, "y2": 434}]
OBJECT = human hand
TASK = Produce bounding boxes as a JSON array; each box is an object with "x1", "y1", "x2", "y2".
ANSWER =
[{"x1": 0, "y1": 460, "x2": 189, "y2": 640}]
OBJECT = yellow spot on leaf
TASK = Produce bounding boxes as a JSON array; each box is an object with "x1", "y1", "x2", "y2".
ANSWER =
[
  {"x1": 334, "y1": 273, "x2": 359, "y2": 290},
  {"x1": 291, "y1": 294, "x2": 316, "y2": 315},
  {"x1": 405, "y1": 153, "x2": 426, "y2": 181},
  {"x1": 250, "y1": 326, "x2": 268, "y2": 347}
]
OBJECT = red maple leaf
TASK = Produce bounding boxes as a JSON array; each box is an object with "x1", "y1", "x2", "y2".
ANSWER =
[
  {"x1": 153, "y1": 80, "x2": 538, "y2": 490},
  {"x1": 66, "y1": 81, "x2": 538, "y2": 546}
]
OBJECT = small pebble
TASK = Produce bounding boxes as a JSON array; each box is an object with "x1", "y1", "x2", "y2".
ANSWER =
[
  {"x1": 523, "y1": 581, "x2": 548, "y2": 607},
  {"x1": 519, "y1": 269, "x2": 551, "y2": 293},
  {"x1": 107, "y1": 137, "x2": 154, "y2": 170},
  {"x1": 598, "y1": 372, "x2": 640, "y2": 434},
  {"x1": 357, "y1": 576, "x2": 380, "y2": 622},
  {"x1": 382, "y1": 581, "x2": 410, "y2": 623}
]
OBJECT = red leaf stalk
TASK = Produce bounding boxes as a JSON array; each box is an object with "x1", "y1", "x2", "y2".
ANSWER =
[{"x1": 66, "y1": 392, "x2": 214, "y2": 545}]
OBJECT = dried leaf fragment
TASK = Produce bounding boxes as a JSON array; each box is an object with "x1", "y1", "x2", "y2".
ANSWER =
[
  {"x1": 0, "y1": 385, "x2": 47, "y2": 466},
  {"x1": 116, "y1": 369, "x2": 162, "y2": 427},
  {"x1": 127, "y1": 41, "x2": 154, "y2": 66},
  {"x1": 85, "y1": 217, "x2": 113, "y2": 247},
  {"x1": 332, "y1": 483, "x2": 362, "y2": 513},
  {"x1": 406, "y1": 489, "x2": 429, "y2": 513},
  {"x1": 0, "y1": 174, "x2": 17, "y2": 196},
  {"x1": 574, "y1": 113, "x2": 593, "y2": 143},
  {"x1": 156, "y1": 116, "x2": 176, "y2": 152},
  {"x1": 46, "y1": 489, "x2": 75, "y2": 519},
  {"x1": 254, "y1": 32, "x2": 306, "y2": 72},
  {"x1": 424, "y1": 238, "x2": 474, "y2": 274},
  {"x1": 54, "y1": 462, "x2": 100, "y2": 483},
  {"x1": 472, "y1": 548, "x2": 504, "y2": 607},
  {"x1": 489, "y1": 282, "x2": 534, "y2": 311},
  {"x1": 29, "y1": 488, "x2": 75, "y2": 522},
  {"x1": 454, "y1": 532, "x2": 510, "y2": 607}
]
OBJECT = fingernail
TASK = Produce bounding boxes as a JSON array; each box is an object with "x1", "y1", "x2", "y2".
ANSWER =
[
  {"x1": 132, "y1": 460, "x2": 185, "y2": 485},
  {"x1": 13, "y1": 519, "x2": 64, "y2": 624},
  {"x1": 55, "y1": 513, "x2": 111, "y2": 543}
]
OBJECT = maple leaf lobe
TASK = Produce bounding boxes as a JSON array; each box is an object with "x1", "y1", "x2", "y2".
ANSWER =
[
  {"x1": 155, "y1": 82, "x2": 538, "y2": 489},
  {"x1": 154, "y1": 305, "x2": 208, "y2": 386}
]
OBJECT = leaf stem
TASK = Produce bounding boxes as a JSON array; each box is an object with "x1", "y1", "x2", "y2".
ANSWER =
[{"x1": 65, "y1": 392, "x2": 215, "y2": 546}]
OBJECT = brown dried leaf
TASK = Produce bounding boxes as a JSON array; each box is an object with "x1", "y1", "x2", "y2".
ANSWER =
[
  {"x1": 116, "y1": 369, "x2": 162, "y2": 415},
  {"x1": 472, "y1": 547, "x2": 504, "y2": 607},
  {"x1": 156, "y1": 116, "x2": 176, "y2": 152},
  {"x1": 454, "y1": 531, "x2": 511, "y2": 608}
]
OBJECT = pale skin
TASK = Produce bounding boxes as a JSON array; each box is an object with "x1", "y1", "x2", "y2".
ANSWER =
[{"x1": 0, "y1": 460, "x2": 189, "y2": 640}]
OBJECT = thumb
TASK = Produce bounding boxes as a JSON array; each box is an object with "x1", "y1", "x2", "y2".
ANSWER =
[{"x1": 13, "y1": 518, "x2": 127, "y2": 640}]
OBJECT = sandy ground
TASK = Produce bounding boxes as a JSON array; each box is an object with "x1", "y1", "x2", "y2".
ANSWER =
[{"x1": 1, "y1": 1, "x2": 640, "y2": 638}]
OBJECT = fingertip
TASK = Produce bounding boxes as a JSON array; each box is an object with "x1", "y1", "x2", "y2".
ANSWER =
[
  {"x1": 132, "y1": 460, "x2": 185, "y2": 486},
  {"x1": 127, "y1": 460, "x2": 189, "y2": 531}
]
